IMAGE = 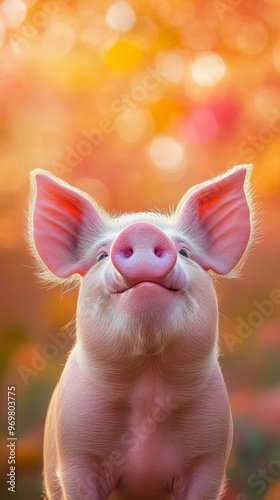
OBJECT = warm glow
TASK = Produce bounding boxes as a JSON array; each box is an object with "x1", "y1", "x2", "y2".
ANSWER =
[
  {"x1": 103, "y1": 39, "x2": 142, "y2": 71},
  {"x1": 81, "y1": 16, "x2": 117, "y2": 47},
  {"x1": 116, "y1": 108, "x2": 153, "y2": 143},
  {"x1": 0, "y1": 19, "x2": 6, "y2": 48},
  {"x1": 185, "y1": 108, "x2": 219, "y2": 143},
  {"x1": 254, "y1": 88, "x2": 280, "y2": 120},
  {"x1": 272, "y1": 40, "x2": 280, "y2": 72},
  {"x1": 0, "y1": 2, "x2": 280, "y2": 499},
  {"x1": 236, "y1": 20, "x2": 267, "y2": 55},
  {"x1": 41, "y1": 23, "x2": 76, "y2": 57},
  {"x1": 0, "y1": 0, "x2": 26, "y2": 29},
  {"x1": 156, "y1": 50, "x2": 186, "y2": 82},
  {"x1": 182, "y1": 20, "x2": 216, "y2": 51},
  {"x1": 149, "y1": 137, "x2": 184, "y2": 170},
  {"x1": 75, "y1": 178, "x2": 110, "y2": 206},
  {"x1": 105, "y1": 1, "x2": 136, "y2": 32},
  {"x1": 191, "y1": 52, "x2": 226, "y2": 87}
]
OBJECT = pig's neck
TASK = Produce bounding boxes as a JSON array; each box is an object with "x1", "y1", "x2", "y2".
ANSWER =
[{"x1": 75, "y1": 330, "x2": 218, "y2": 398}]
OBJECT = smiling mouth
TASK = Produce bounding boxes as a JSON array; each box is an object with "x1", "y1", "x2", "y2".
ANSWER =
[{"x1": 112, "y1": 281, "x2": 179, "y2": 294}]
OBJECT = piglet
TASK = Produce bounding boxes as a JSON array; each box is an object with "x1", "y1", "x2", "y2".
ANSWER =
[{"x1": 29, "y1": 165, "x2": 255, "y2": 500}]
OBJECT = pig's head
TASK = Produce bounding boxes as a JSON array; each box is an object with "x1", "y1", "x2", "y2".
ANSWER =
[{"x1": 29, "y1": 165, "x2": 254, "y2": 360}]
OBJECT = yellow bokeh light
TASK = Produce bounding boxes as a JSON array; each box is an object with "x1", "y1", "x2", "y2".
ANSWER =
[
  {"x1": 105, "y1": 1, "x2": 136, "y2": 32},
  {"x1": 191, "y1": 51, "x2": 226, "y2": 87},
  {"x1": 149, "y1": 97, "x2": 184, "y2": 131},
  {"x1": 254, "y1": 159, "x2": 280, "y2": 196},
  {"x1": 149, "y1": 136, "x2": 184, "y2": 170},
  {"x1": 103, "y1": 39, "x2": 143, "y2": 71},
  {"x1": 152, "y1": 27, "x2": 181, "y2": 51}
]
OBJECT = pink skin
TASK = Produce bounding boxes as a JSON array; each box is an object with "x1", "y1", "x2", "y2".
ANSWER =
[
  {"x1": 110, "y1": 222, "x2": 177, "y2": 285},
  {"x1": 105, "y1": 222, "x2": 187, "y2": 296},
  {"x1": 29, "y1": 165, "x2": 255, "y2": 499}
]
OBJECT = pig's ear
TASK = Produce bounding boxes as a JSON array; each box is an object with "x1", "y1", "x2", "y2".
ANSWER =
[
  {"x1": 29, "y1": 170, "x2": 107, "y2": 279},
  {"x1": 175, "y1": 165, "x2": 254, "y2": 275}
]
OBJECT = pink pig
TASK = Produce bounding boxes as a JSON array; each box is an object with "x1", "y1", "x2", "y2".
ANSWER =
[{"x1": 29, "y1": 165, "x2": 255, "y2": 500}]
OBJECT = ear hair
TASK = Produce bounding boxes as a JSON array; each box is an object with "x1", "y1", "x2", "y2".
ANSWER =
[
  {"x1": 174, "y1": 164, "x2": 262, "y2": 278},
  {"x1": 27, "y1": 169, "x2": 109, "y2": 285}
]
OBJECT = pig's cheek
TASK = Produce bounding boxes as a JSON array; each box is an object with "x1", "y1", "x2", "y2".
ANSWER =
[
  {"x1": 102, "y1": 264, "x2": 127, "y2": 294},
  {"x1": 174, "y1": 264, "x2": 217, "y2": 315},
  {"x1": 190, "y1": 276, "x2": 218, "y2": 328},
  {"x1": 78, "y1": 271, "x2": 110, "y2": 316}
]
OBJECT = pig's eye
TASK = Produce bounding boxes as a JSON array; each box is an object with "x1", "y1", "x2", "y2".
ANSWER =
[
  {"x1": 97, "y1": 252, "x2": 109, "y2": 263},
  {"x1": 179, "y1": 248, "x2": 190, "y2": 258}
]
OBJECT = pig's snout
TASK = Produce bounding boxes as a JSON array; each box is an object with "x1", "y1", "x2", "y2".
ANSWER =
[{"x1": 111, "y1": 222, "x2": 177, "y2": 282}]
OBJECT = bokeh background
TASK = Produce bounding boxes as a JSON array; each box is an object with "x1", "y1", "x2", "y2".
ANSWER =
[{"x1": 0, "y1": 0, "x2": 280, "y2": 498}]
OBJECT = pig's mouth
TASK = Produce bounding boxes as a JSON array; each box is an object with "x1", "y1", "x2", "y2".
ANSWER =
[
  {"x1": 105, "y1": 266, "x2": 187, "y2": 295},
  {"x1": 111, "y1": 281, "x2": 180, "y2": 294}
]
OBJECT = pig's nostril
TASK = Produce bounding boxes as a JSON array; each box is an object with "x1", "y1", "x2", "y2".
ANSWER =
[
  {"x1": 154, "y1": 247, "x2": 163, "y2": 257},
  {"x1": 111, "y1": 223, "x2": 177, "y2": 277},
  {"x1": 123, "y1": 247, "x2": 133, "y2": 258}
]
